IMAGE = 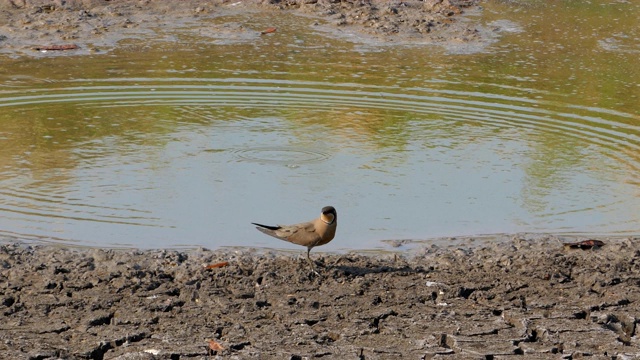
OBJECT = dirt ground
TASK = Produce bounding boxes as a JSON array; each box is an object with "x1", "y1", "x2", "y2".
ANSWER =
[{"x1": 2, "y1": 236, "x2": 640, "y2": 359}]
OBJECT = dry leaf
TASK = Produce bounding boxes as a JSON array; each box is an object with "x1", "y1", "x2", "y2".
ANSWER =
[
  {"x1": 261, "y1": 27, "x2": 277, "y2": 35},
  {"x1": 208, "y1": 339, "x2": 224, "y2": 352},
  {"x1": 205, "y1": 261, "x2": 229, "y2": 269}
]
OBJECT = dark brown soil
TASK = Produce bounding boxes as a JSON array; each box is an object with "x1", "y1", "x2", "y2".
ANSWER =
[{"x1": 2, "y1": 235, "x2": 640, "y2": 359}]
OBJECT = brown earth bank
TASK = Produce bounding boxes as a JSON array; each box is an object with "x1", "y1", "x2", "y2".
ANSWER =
[
  {"x1": 1, "y1": 235, "x2": 640, "y2": 359},
  {"x1": 0, "y1": 0, "x2": 484, "y2": 57}
]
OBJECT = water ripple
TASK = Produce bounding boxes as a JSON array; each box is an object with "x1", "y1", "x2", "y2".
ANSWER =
[
  {"x1": 0, "y1": 77, "x2": 638, "y2": 247},
  {"x1": 233, "y1": 147, "x2": 331, "y2": 165}
]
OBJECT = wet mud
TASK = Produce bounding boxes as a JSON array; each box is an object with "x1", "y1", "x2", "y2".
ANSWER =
[
  {"x1": 2, "y1": 235, "x2": 640, "y2": 359},
  {"x1": 0, "y1": 0, "x2": 486, "y2": 57}
]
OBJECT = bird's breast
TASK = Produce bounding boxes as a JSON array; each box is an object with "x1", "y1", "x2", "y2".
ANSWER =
[{"x1": 315, "y1": 221, "x2": 336, "y2": 246}]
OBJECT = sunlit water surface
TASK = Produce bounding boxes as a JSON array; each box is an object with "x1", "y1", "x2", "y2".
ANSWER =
[{"x1": 0, "y1": 1, "x2": 638, "y2": 251}]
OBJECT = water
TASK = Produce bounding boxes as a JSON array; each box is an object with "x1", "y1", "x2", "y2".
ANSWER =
[{"x1": 0, "y1": 2, "x2": 638, "y2": 251}]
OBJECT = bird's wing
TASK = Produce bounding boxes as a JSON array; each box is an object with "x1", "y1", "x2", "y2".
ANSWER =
[{"x1": 274, "y1": 221, "x2": 321, "y2": 246}]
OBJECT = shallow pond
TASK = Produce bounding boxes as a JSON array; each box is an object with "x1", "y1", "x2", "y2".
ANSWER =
[{"x1": 0, "y1": 1, "x2": 638, "y2": 251}]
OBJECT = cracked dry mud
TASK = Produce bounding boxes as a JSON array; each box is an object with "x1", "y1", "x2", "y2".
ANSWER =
[{"x1": 1, "y1": 236, "x2": 640, "y2": 359}]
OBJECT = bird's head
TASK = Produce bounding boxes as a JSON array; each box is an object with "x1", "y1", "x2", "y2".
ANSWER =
[{"x1": 320, "y1": 206, "x2": 337, "y2": 225}]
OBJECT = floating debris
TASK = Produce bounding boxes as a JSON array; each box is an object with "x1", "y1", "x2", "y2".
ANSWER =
[
  {"x1": 34, "y1": 44, "x2": 78, "y2": 51},
  {"x1": 563, "y1": 239, "x2": 605, "y2": 250}
]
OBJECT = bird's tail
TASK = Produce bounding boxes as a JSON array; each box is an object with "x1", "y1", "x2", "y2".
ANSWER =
[{"x1": 251, "y1": 222, "x2": 280, "y2": 230}]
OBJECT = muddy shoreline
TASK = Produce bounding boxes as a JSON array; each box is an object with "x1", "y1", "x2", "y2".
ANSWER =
[
  {"x1": 0, "y1": 0, "x2": 488, "y2": 57},
  {"x1": 2, "y1": 235, "x2": 640, "y2": 359}
]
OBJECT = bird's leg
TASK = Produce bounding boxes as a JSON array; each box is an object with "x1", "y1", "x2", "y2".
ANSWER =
[{"x1": 306, "y1": 248, "x2": 321, "y2": 277}]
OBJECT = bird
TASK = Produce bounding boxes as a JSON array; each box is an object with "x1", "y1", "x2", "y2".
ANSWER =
[{"x1": 252, "y1": 206, "x2": 337, "y2": 273}]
